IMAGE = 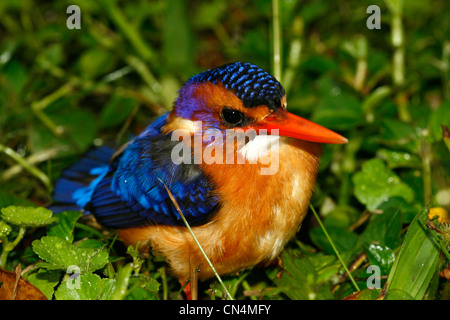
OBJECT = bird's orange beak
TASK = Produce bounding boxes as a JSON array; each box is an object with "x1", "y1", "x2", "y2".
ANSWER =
[{"x1": 250, "y1": 109, "x2": 348, "y2": 144}]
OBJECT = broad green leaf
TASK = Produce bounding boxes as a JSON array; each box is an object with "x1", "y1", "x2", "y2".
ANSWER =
[
  {"x1": 78, "y1": 48, "x2": 115, "y2": 79},
  {"x1": 360, "y1": 197, "x2": 404, "y2": 248},
  {"x1": 32, "y1": 236, "x2": 109, "y2": 273},
  {"x1": 1, "y1": 206, "x2": 56, "y2": 227},
  {"x1": 55, "y1": 273, "x2": 116, "y2": 300},
  {"x1": 126, "y1": 275, "x2": 160, "y2": 300},
  {"x1": 352, "y1": 159, "x2": 414, "y2": 211},
  {"x1": 76, "y1": 239, "x2": 104, "y2": 249},
  {"x1": 376, "y1": 149, "x2": 421, "y2": 169},
  {"x1": 278, "y1": 249, "x2": 333, "y2": 300},
  {"x1": 380, "y1": 119, "x2": 418, "y2": 152},
  {"x1": 322, "y1": 205, "x2": 360, "y2": 229},
  {"x1": 2, "y1": 60, "x2": 27, "y2": 96},
  {"x1": 47, "y1": 211, "x2": 82, "y2": 242},
  {"x1": 0, "y1": 189, "x2": 37, "y2": 208},
  {"x1": 26, "y1": 269, "x2": 61, "y2": 300},
  {"x1": 387, "y1": 209, "x2": 441, "y2": 300},
  {"x1": 344, "y1": 288, "x2": 381, "y2": 300},
  {"x1": 28, "y1": 106, "x2": 97, "y2": 157},
  {"x1": 366, "y1": 243, "x2": 395, "y2": 275},
  {"x1": 308, "y1": 254, "x2": 341, "y2": 284},
  {"x1": 384, "y1": 289, "x2": 416, "y2": 300},
  {"x1": 311, "y1": 78, "x2": 364, "y2": 130},
  {"x1": 310, "y1": 226, "x2": 359, "y2": 255},
  {"x1": 100, "y1": 93, "x2": 139, "y2": 129}
]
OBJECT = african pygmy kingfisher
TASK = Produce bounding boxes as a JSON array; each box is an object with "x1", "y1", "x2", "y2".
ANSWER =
[{"x1": 52, "y1": 62, "x2": 347, "y2": 299}]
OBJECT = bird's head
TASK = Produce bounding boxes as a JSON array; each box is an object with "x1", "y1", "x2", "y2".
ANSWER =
[{"x1": 163, "y1": 62, "x2": 347, "y2": 163}]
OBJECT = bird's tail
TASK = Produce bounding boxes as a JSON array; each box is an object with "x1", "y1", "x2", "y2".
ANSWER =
[{"x1": 49, "y1": 146, "x2": 115, "y2": 213}]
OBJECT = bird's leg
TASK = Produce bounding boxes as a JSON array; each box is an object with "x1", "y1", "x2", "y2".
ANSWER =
[
  {"x1": 180, "y1": 280, "x2": 192, "y2": 300},
  {"x1": 189, "y1": 255, "x2": 199, "y2": 300}
]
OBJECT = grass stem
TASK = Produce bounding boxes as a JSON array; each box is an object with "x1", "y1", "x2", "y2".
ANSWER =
[
  {"x1": 272, "y1": 0, "x2": 282, "y2": 81},
  {"x1": 310, "y1": 204, "x2": 360, "y2": 292},
  {"x1": 0, "y1": 144, "x2": 52, "y2": 191},
  {"x1": 159, "y1": 179, "x2": 233, "y2": 300},
  {"x1": 0, "y1": 226, "x2": 26, "y2": 269},
  {"x1": 101, "y1": 0, "x2": 155, "y2": 63},
  {"x1": 421, "y1": 136, "x2": 432, "y2": 206}
]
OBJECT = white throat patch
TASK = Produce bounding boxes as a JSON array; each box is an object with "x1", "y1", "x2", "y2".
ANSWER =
[{"x1": 238, "y1": 135, "x2": 280, "y2": 162}]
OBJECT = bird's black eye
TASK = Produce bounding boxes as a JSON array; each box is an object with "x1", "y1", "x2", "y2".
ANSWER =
[{"x1": 221, "y1": 107, "x2": 246, "y2": 127}]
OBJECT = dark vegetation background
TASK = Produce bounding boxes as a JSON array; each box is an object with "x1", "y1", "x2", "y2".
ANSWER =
[{"x1": 0, "y1": 0, "x2": 449, "y2": 300}]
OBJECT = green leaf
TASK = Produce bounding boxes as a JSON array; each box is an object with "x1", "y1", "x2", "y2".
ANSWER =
[
  {"x1": 308, "y1": 254, "x2": 341, "y2": 284},
  {"x1": 55, "y1": 273, "x2": 116, "y2": 300},
  {"x1": 345, "y1": 288, "x2": 381, "y2": 300},
  {"x1": 366, "y1": 243, "x2": 395, "y2": 275},
  {"x1": 78, "y1": 48, "x2": 115, "y2": 79},
  {"x1": 32, "y1": 236, "x2": 109, "y2": 273},
  {"x1": 300, "y1": 56, "x2": 338, "y2": 74},
  {"x1": 311, "y1": 78, "x2": 364, "y2": 130},
  {"x1": 278, "y1": 249, "x2": 333, "y2": 300},
  {"x1": 76, "y1": 239, "x2": 104, "y2": 249},
  {"x1": 310, "y1": 226, "x2": 359, "y2": 255},
  {"x1": 126, "y1": 275, "x2": 160, "y2": 300},
  {"x1": 100, "y1": 93, "x2": 139, "y2": 129},
  {"x1": 0, "y1": 189, "x2": 37, "y2": 208},
  {"x1": 384, "y1": 289, "x2": 416, "y2": 300},
  {"x1": 360, "y1": 197, "x2": 404, "y2": 248},
  {"x1": 2, "y1": 60, "x2": 27, "y2": 96},
  {"x1": 428, "y1": 100, "x2": 450, "y2": 142},
  {"x1": 26, "y1": 269, "x2": 61, "y2": 300},
  {"x1": 28, "y1": 106, "x2": 97, "y2": 157},
  {"x1": 352, "y1": 159, "x2": 414, "y2": 211},
  {"x1": 193, "y1": 0, "x2": 226, "y2": 29},
  {"x1": 387, "y1": 209, "x2": 441, "y2": 300},
  {"x1": 322, "y1": 205, "x2": 360, "y2": 229},
  {"x1": 376, "y1": 148, "x2": 421, "y2": 169},
  {"x1": 1, "y1": 206, "x2": 56, "y2": 227},
  {"x1": 36, "y1": 43, "x2": 64, "y2": 68},
  {"x1": 47, "y1": 211, "x2": 82, "y2": 243},
  {"x1": 380, "y1": 119, "x2": 418, "y2": 152},
  {"x1": 162, "y1": 0, "x2": 194, "y2": 75}
]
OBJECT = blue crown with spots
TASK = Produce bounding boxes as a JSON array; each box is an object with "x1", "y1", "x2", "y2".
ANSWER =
[{"x1": 187, "y1": 62, "x2": 285, "y2": 109}]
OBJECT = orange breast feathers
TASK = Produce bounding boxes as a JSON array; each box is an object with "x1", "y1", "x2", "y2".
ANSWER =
[{"x1": 119, "y1": 137, "x2": 321, "y2": 281}]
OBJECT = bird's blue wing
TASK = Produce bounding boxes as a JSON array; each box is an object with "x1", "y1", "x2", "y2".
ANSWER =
[{"x1": 51, "y1": 113, "x2": 219, "y2": 228}]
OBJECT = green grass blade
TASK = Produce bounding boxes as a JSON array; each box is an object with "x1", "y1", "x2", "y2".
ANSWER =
[
  {"x1": 310, "y1": 204, "x2": 360, "y2": 292},
  {"x1": 159, "y1": 179, "x2": 233, "y2": 300},
  {"x1": 387, "y1": 208, "x2": 441, "y2": 300}
]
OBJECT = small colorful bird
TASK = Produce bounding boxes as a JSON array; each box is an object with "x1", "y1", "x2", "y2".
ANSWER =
[{"x1": 51, "y1": 62, "x2": 347, "y2": 299}]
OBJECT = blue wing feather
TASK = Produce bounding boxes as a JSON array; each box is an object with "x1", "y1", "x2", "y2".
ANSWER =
[{"x1": 51, "y1": 113, "x2": 219, "y2": 228}]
